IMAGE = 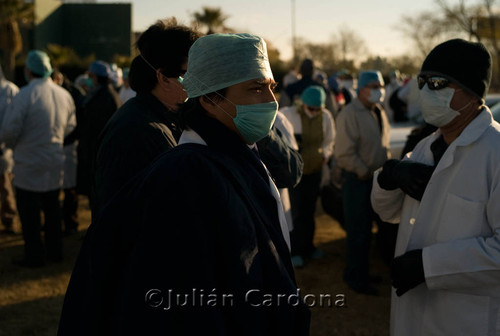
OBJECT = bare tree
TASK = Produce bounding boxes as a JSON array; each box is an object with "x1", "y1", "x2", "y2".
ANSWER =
[
  {"x1": 399, "y1": 11, "x2": 458, "y2": 62},
  {"x1": 333, "y1": 28, "x2": 367, "y2": 65},
  {"x1": 294, "y1": 38, "x2": 338, "y2": 74}
]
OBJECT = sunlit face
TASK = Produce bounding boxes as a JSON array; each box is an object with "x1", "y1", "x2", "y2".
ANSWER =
[
  {"x1": 202, "y1": 77, "x2": 277, "y2": 141},
  {"x1": 359, "y1": 81, "x2": 384, "y2": 104},
  {"x1": 304, "y1": 105, "x2": 322, "y2": 117}
]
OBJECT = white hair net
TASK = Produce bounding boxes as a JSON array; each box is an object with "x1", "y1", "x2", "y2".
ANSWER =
[{"x1": 183, "y1": 33, "x2": 274, "y2": 98}]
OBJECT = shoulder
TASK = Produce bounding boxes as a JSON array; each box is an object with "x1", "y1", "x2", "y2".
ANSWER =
[{"x1": 142, "y1": 144, "x2": 232, "y2": 196}]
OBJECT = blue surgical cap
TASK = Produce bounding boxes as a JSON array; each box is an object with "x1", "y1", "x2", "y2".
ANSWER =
[
  {"x1": 89, "y1": 61, "x2": 111, "y2": 78},
  {"x1": 301, "y1": 86, "x2": 326, "y2": 107},
  {"x1": 183, "y1": 33, "x2": 274, "y2": 98},
  {"x1": 26, "y1": 50, "x2": 53, "y2": 78},
  {"x1": 358, "y1": 70, "x2": 384, "y2": 89}
]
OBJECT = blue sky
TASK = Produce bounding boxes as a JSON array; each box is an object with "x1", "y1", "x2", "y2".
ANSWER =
[{"x1": 99, "y1": 0, "x2": 439, "y2": 61}]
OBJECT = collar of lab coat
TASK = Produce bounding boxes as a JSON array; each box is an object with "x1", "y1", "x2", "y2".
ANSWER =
[{"x1": 432, "y1": 107, "x2": 493, "y2": 174}]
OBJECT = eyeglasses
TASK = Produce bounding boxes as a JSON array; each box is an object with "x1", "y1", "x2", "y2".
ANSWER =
[
  {"x1": 305, "y1": 106, "x2": 322, "y2": 112},
  {"x1": 417, "y1": 75, "x2": 450, "y2": 90}
]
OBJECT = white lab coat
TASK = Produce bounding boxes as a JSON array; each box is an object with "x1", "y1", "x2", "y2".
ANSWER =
[
  {"x1": 0, "y1": 78, "x2": 76, "y2": 192},
  {"x1": 371, "y1": 108, "x2": 500, "y2": 336}
]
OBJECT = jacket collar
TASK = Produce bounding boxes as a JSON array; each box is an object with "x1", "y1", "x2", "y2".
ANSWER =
[
  {"x1": 432, "y1": 107, "x2": 493, "y2": 174},
  {"x1": 453, "y1": 107, "x2": 493, "y2": 147}
]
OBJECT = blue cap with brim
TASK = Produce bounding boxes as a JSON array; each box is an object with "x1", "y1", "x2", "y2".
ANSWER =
[
  {"x1": 301, "y1": 85, "x2": 326, "y2": 107},
  {"x1": 26, "y1": 50, "x2": 53, "y2": 78}
]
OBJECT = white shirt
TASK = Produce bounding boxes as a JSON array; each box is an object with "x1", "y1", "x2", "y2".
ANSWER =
[{"x1": 0, "y1": 78, "x2": 76, "y2": 192}]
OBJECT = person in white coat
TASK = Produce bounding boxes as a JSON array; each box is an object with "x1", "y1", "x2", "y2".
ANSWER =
[
  {"x1": 371, "y1": 39, "x2": 500, "y2": 335},
  {"x1": 0, "y1": 51, "x2": 76, "y2": 267},
  {"x1": 281, "y1": 85, "x2": 335, "y2": 267}
]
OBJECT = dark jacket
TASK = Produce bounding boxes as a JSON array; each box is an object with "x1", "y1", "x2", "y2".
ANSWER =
[
  {"x1": 93, "y1": 92, "x2": 180, "y2": 212},
  {"x1": 77, "y1": 83, "x2": 121, "y2": 196},
  {"x1": 58, "y1": 112, "x2": 310, "y2": 336}
]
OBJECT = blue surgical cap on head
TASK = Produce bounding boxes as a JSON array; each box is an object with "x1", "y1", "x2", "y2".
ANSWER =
[
  {"x1": 26, "y1": 50, "x2": 53, "y2": 78},
  {"x1": 358, "y1": 70, "x2": 384, "y2": 89},
  {"x1": 89, "y1": 61, "x2": 111, "y2": 78},
  {"x1": 301, "y1": 85, "x2": 326, "y2": 107},
  {"x1": 183, "y1": 33, "x2": 274, "y2": 98}
]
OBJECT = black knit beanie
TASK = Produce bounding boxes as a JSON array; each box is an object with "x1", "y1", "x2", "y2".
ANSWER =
[{"x1": 420, "y1": 39, "x2": 492, "y2": 98}]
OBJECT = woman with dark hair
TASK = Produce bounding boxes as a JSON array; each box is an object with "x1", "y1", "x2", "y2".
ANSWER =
[{"x1": 93, "y1": 18, "x2": 200, "y2": 214}]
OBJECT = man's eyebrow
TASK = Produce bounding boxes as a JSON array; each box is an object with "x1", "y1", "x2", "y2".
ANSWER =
[{"x1": 254, "y1": 79, "x2": 277, "y2": 86}]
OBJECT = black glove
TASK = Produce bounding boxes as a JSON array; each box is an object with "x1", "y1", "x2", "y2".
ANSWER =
[
  {"x1": 378, "y1": 160, "x2": 435, "y2": 201},
  {"x1": 391, "y1": 249, "x2": 425, "y2": 297},
  {"x1": 377, "y1": 159, "x2": 400, "y2": 190}
]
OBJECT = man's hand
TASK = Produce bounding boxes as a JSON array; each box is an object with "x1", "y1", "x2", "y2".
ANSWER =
[
  {"x1": 391, "y1": 249, "x2": 425, "y2": 297},
  {"x1": 378, "y1": 160, "x2": 435, "y2": 201}
]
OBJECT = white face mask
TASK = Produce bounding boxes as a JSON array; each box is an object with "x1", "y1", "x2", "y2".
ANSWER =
[
  {"x1": 418, "y1": 85, "x2": 471, "y2": 127},
  {"x1": 368, "y1": 88, "x2": 384, "y2": 104}
]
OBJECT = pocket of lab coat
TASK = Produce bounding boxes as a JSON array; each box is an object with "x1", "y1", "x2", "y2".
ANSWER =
[
  {"x1": 422, "y1": 291, "x2": 489, "y2": 335},
  {"x1": 436, "y1": 193, "x2": 486, "y2": 242}
]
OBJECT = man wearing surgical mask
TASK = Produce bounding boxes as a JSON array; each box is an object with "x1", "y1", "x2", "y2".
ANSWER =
[
  {"x1": 334, "y1": 70, "x2": 391, "y2": 295},
  {"x1": 372, "y1": 39, "x2": 500, "y2": 335},
  {"x1": 281, "y1": 86, "x2": 335, "y2": 268},
  {"x1": 59, "y1": 33, "x2": 310, "y2": 335}
]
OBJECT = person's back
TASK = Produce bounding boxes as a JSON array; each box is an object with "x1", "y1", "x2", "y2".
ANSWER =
[
  {"x1": 3, "y1": 78, "x2": 75, "y2": 190},
  {"x1": 93, "y1": 20, "x2": 200, "y2": 213},
  {"x1": 77, "y1": 61, "x2": 121, "y2": 199}
]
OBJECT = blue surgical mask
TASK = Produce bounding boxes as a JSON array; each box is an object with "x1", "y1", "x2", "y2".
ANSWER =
[
  {"x1": 233, "y1": 101, "x2": 278, "y2": 143},
  {"x1": 206, "y1": 95, "x2": 278, "y2": 143},
  {"x1": 86, "y1": 77, "x2": 94, "y2": 89}
]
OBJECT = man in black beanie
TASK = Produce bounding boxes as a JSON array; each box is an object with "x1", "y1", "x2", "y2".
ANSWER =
[{"x1": 371, "y1": 38, "x2": 500, "y2": 335}]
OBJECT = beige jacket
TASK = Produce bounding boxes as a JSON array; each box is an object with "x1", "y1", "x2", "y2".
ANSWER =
[{"x1": 334, "y1": 98, "x2": 390, "y2": 177}]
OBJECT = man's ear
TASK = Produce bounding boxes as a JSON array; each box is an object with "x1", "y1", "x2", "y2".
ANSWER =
[
  {"x1": 200, "y1": 95, "x2": 218, "y2": 116},
  {"x1": 156, "y1": 70, "x2": 170, "y2": 90}
]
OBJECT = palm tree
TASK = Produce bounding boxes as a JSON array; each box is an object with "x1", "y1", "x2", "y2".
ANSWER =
[
  {"x1": 192, "y1": 7, "x2": 228, "y2": 35},
  {"x1": 0, "y1": 0, "x2": 33, "y2": 80}
]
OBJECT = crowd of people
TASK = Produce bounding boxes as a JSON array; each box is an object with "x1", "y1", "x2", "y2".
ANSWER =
[{"x1": 0, "y1": 16, "x2": 499, "y2": 336}]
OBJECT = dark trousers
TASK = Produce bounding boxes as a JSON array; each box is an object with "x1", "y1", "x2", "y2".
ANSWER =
[
  {"x1": 63, "y1": 188, "x2": 79, "y2": 232},
  {"x1": 342, "y1": 171, "x2": 374, "y2": 288},
  {"x1": 290, "y1": 172, "x2": 321, "y2": 257},
  {"x1": 15, "y1": 188, "x2": 62, "y2": 263}
]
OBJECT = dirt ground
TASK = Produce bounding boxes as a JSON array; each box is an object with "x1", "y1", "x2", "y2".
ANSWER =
[{"x1": 0, "y1": 197, "x2": 392, "y2": 336}]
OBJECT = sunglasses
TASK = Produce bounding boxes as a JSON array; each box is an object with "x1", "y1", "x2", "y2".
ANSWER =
[{"x1": 417, "y1": 75, "x2": 450, "y2": 90}]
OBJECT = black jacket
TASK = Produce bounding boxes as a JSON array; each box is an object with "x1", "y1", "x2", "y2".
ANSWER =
[
  {"x1": 77, "y1": 83, "x2": 121, "y2": 196},
  {"x1": 94, "y1": 92, "x2": 180, "y2": 212},
  {"x1": 58, "y1": 112, "x2": 310, "y2": 336}
]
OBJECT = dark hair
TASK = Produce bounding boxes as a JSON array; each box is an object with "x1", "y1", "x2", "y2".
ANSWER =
[
  {"x1": 300, "y1": 59, "x2": 314, "y2": 77},
  {"x1": 129, "y1": 18, "x2": 200, "y2": 93},
  {"x1": 178, "y1": 88, "x2": 227, "y2": 129}
]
